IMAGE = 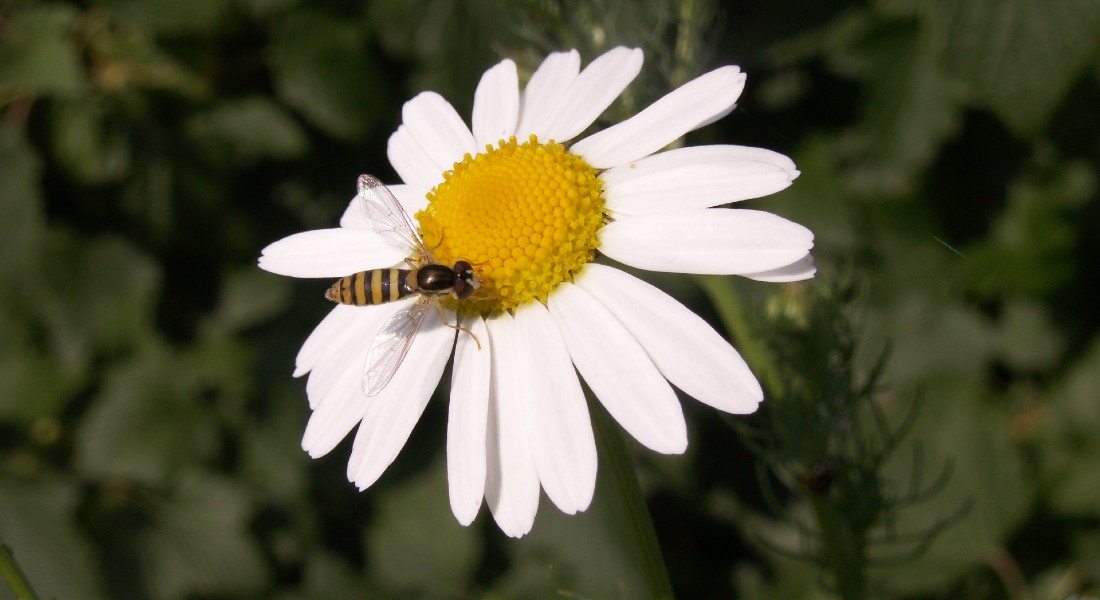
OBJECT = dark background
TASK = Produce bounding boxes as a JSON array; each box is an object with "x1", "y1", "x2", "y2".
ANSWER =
[{"x1": 2, "y1": 0, "x2": 1099, "y2": 598}]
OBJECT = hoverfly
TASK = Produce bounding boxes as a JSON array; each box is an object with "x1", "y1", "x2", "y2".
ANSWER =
[{"x1": 326, "y1": 175, "x2": 480, "y2": 396}]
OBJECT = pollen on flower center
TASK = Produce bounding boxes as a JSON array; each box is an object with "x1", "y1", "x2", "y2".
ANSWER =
[{"x1": 416, "y1": 135, "x2": 604, "y2": 314}]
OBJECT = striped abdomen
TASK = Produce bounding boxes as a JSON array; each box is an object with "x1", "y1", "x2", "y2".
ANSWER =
[
  {"x1": 325, "y1": 269, "x2": 415, "y2": 306},
  {"x1": 326, "y1": 264, "x2": 461, "y2": 306}
]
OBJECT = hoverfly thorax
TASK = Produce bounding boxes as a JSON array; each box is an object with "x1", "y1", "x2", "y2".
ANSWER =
[{"x1": 411, "y1": 264, "x2": 459, "y2": 295}]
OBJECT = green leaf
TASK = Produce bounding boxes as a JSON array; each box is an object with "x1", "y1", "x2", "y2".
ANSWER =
[
  {"x1": 185, "y1": 97, "x2": 310, "y2": 164},
  {"x1": 118, "y1": 158, "x2": 175, "y2": 239},
  {"x1": 0, "y1": 5, "x2": 85, "y2": 100},
  {"x1": 368, "y1": 0, "x2": 511, "y2": 110},
  {"x1": 139, "y1": 472, "x2": 267, "y2": 599},
  {"x1": 1048, "y1": 336, "x2": 1100, "y2": 429},
  {"x1": 1047, "y1": 449, "x2": 1100, "y2": 517},
  {"x1": 872, "y1": 0, "x2": 921, "y2": 17},
  {"x1": 269, "y1": 9, "x2": 384, "y2": 141},
  {"x1": 83, "y1": 20, "x2": 208, "y2": 98},
  {"x1": 877, "y1": 377, "x2": 1031, "y2": 594},
  {"x1": 922, "y1": 0, "x2": 1100, "y2": 136},
  {"x1": 850, "y1": 20, "x2": 963, "y2": 193},
  {"x1": 0, "y1": 476, "x2": 103, "y2": 600},
  {"x1": 1073, "y1": 530, "x2": 1100, "y2": 588},
  {"x1": 90, "y1": 0, "x2": 229, "y2": 35},
  {"x1": 733, "y1": 559, "x2": 835, "y2": 600},
  {"x1": 0, "y1": 125, "x2": 45, "y2": 280},
  {"x1": 0, "y1": 326, "x2": 81, "y2": 422},
  {"x1": 871, "y1": 291, "x2": 996, "y2": 385},
  {"x1": 1036, "y1": 335, "x2": 1100, "y2": 517},
  {"x1": 33, "y1": 233, "x2": 161, "y2": 370},
  {"x1": 961, "y1": 162, "x2": 1095, "y2": 298},
  {"x1": 179, "y1": 335, "x2": 255, "y2": 407},
  {"x1": 74, "y1": 347, "x2": 220, "y2": 484},
  {"x1": 994, "y1": 299, "x2": 1065, "y2": 372},
  {"x1": 239, "y1": 388, "x2": 310, "y2": 504},
  {"x1": 239, "y1": 0, "x2": 299, "y2": 18},
  {"x1": 48, "y1": 99, "x2": 132, "y2": 185},
  {"x1": 2, "y1": 232, "x2": 160, "y2": 420},
  {"x1": 365, "y1": 459, "x2": 481, "y2": 596},
  {"x1": 275, "y1": 552, "x2": 374, "y2": 600},
  {"x1": 201, "y1": 268, "x2": 293, "y2": 336}
]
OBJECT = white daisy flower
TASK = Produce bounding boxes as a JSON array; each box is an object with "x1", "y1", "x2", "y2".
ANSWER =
[{"x1": 259, "y1": 47, "x2": 813, "y2": 538}]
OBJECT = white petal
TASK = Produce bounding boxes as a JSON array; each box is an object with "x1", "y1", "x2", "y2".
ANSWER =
[
  {"x1": 301, "y1": 344, "x2": 370, "y2": 458},
  {"x1": 401, "y1": 92, "x2": 477, "y2": 172},
  {"x1": 339, "y1": 184, "x2": 430, "y2": 230},
  {"x1": 304, "y1": 302, "x2": 400, "y2": 409},
  {"x1": 387, "y1": 125, "x2": 446, "y2": 189},
  {"x1": 300, "y1": 304, "x2": 402, "y2": 455},
  {"x1": 513, "y1": 302, "x2": 597, "y2": 514},
  {"x1": 484, "y1": 312, "x2": 540, "y2": 538},
  {"x1": 541, "y1": 46, "x2": 644, "y2": 143},
  {"x1": 577, "y1": 264, "x2": 762, "y2": 413},
  {"x1": 743, "y1": 253, "x2": 816, "y2": 282},
  {"x1": 693, "y1": 102, "x2": 738, "y2": 131},
  {"x1": 391, "y1": 183, "x2": 431, "y2": 220},
  {"x1": 294, "y1": 304, "x2": 358, "y2": 378},
  {"x1": 339, "y1": 196, "x2": 368, "y2": 229},
  {"x1": 346, "y1": 311, "x2": 455, "y2": 490},
  {"x1": 447, "y1": 315, "x2": 491, "y2": 526},
  {"x1": 472, "y1": 59, "x2": 519, "y2": 150},
  {"x1": 600, "y1": 209, "x2": 814, "y2": 275},
  {"x1": 516, "y1": 50, "x2": 580, "y2": 141},
  {"x1": 258, "y1": 228, "x2": 405, "y2": 278},
  {"x1": 571, "y1": 66, "x2": 747, "y2": 169},
  {"x1": 602, "y1": 145, "x2": 800, "y2": 215},
  {"x1": 548, "y1": 283, "x2": 687, "y2": 454}
]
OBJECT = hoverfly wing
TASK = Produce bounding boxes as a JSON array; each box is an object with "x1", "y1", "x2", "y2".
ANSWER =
[
  {"x1": 357, "y1": 174, "x2": 433, "y2": 263},
  {"x1": 363, "y1": 296, "x2": 434, "y2": 396}
]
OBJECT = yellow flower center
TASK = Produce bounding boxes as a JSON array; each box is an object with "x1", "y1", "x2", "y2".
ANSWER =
[{"x1": 416, "y1": 135, "x2": 604, "y2": 314}]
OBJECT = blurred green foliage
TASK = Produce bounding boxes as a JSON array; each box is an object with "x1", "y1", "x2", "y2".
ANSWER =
[{"x1": 2, "y1": 0, "x2": 1099, "y2": 598}]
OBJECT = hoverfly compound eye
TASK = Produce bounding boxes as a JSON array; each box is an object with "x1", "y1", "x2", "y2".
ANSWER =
[
  {"x1": 452, "y1": 260, "x2": 477, "y2": 299},
  {"x1": 453, "y1": 279, "x2": 472, "y2": 300}
]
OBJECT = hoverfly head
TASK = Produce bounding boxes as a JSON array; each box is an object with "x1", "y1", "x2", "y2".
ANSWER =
[{"x1": 452, "y1": 260, "x2": 480, "y2": 299}]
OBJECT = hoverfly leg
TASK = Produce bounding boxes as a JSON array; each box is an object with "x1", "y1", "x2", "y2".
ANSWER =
[
  {"x1": 426, "y1": 228, "x2": 448, "y2": 254},
  {"x1": 433, "y1": 302, "x2": 482, "y2": 350}
]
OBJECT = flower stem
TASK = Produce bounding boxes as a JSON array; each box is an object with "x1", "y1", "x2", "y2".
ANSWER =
[
  {"x1": 809, "y1": 496, "x2": 867, "y2": 600},
  {"x1": 0, "y1": 543, "x2": 41, "y2": 600},
  {"x1": 591, "y1": 404, "x2": 676, "y2": 600}
]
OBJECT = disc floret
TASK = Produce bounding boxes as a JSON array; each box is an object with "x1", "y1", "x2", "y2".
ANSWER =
[{"x1": 417, "y1": 135, "x2": 604, "y2": 314}]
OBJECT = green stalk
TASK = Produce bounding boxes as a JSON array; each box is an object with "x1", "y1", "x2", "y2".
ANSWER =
[
  {"x1": 0, "y1": 544, "x2": 41, "y2": 600},
  {"x1": 591, "y1": 404, "x2": 676, "y2": 600},
  {"x1": 808, "y1": 497, "x2": 866, "y2": 600}
]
